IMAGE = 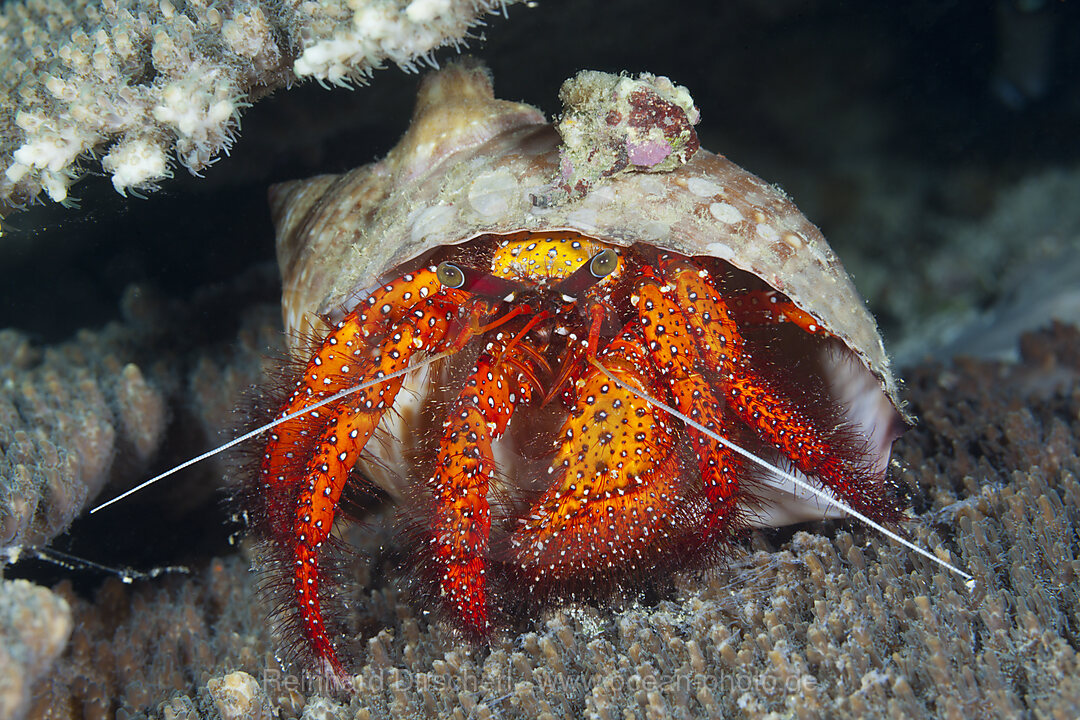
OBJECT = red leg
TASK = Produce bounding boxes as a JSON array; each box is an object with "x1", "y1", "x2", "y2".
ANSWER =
[
  {"x1": 259, "y1": 282, "x2": 461, "y2": 678},
  {"x1": 259, "y1": 268, "x2": 447, "y2": 542},
  {"x1": 664, "y1": 260, "x2": 897, "y2": 521},
  {"x1": 290, "y1": 321, "x2": 427, "y2": 678},
  {"x1": 634, "y1": 279, "x2": 744, "y2": 548},
  {"x1": 425, "y1": 346, "x2": 533, "y2": 636}
]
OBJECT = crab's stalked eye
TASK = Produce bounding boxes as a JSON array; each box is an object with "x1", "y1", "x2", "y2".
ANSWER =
[
  {"x1": 437, "y1": 260, "x2": 527, "y2": 299},
  {"x1": 552, "y1": 246, "x2": 622, "y2": 299},
  {"x1": 437, "y1": 262, "x2": 466, "y2": 288},
  {"x1": 589, "y1": 248, "x2": 619, "y2": 279}
]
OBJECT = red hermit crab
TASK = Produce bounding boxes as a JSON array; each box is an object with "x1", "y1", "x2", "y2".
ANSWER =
[{"x1": 256, "y1": 60, "x2": 912, "y2": 679}]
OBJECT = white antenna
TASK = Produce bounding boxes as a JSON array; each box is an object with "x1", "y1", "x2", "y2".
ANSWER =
[
  {"x1": 588, "y1": 357, "x2": 975, "y2": 588},
  {"x1": 87, "y1": 337, "x2": 973, "y2": 590},
  {"x1": 89, "y1": 350, "x2": 454, "y2": 514}
]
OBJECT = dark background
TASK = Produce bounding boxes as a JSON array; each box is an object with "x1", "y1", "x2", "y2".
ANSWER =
[{"x1": 3, "y1": 0, "x2": 1078, "y2": 344}]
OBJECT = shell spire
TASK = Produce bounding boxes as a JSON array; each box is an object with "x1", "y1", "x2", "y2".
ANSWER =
[
  {"x1": 387, "y1": 59, "x2": 547, "y2": 182},
  {"x1": 269, "y1": 60, "x2": 546, "y2": 338}
]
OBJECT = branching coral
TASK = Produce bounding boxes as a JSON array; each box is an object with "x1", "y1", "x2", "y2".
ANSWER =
[
  {"x1": 0, "y1": 0, "x2": 519, "y2": 210},
  {"x1": 0, "y1": 270, "x2": 281, "y2": 556}
]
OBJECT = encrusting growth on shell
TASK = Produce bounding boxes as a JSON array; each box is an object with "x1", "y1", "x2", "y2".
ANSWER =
[
  {"x1": 537, "y1": 70, "x2": 702, "y2": 206},
  {"x1": 0, "y1": 0, "x2": 521, "y2": 210}
]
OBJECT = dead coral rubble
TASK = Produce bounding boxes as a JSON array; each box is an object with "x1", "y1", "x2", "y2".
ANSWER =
[
  {"x1": 20, "y1": 323, "x2": 1080, "y2": 720},
  {"x1": 29, "y1": 556, "x2": 274, "y2": 720},
  {"x1": 0, "y1": 0, "x2": 520, "y2": 210},
  {"x1": 0, "y1": 580, "x2": 72, "y2": 720}
]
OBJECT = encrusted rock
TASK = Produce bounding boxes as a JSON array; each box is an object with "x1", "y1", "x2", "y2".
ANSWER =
[{"x1": 538, "y1": 70, "x2": 701, "y2": 206}]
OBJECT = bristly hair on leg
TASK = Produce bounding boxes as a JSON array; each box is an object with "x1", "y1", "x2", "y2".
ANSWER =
[{"x1": 250, "y1": 528, "x2": 365, "y2": 675}]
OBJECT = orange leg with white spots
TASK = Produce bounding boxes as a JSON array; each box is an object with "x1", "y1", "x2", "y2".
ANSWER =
[
  {"x1": 290, "y1": 321, "x2": 430, "y2": 678},
  {"x1": 258, "y1": 268, "x2": 447, "y2": 542},
  {"x1": 259, "y1": 271, "x2": 470, "y2": 679},
  {"x1": 425, "y1": 345, "x2": 534, "y2": 636},
  {"x1": 661, "y1": 259, "x2": 894, "y2": 520},
  {"x1": 635, "y1": 278, "x2": 744, "y2": 548},
  {"x1": 728, "y1": 289, "x2": 830, "y2": 337},
  {"x1": 510, "y1": 333, "x2": 694, "y2": 591}
]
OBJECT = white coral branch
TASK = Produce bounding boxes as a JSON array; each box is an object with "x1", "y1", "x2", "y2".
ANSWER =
[{"x1": 0, "y1": 0, "x2": 518, "y2": 210}]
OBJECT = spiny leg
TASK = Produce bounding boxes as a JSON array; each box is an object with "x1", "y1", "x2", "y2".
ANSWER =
[
  {"x1": 511, "y1": 333, "x2": 696, "y2": 591},
  {"x1": 293, "y1": 320, "x2": 445, "y2": 678},
  {"x1": 663, "y1": 259, "x2": 898, "y2": 520},
  {"x1": 634, "y1": 278, "x2": 745, "y2": 548},
  {"x1": 259, "y1": 267, "x2": 447, "y2": 542},
  {"x1": 425, "y1": 338, "x2": 534, "y2": 636},
  {"x1": 262, "y1": 291, "x2": 461, "y2": 678}
]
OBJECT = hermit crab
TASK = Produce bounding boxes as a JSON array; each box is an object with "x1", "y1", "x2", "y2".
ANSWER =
[{"x1": 257, "y1": 60, "x2": 914, "y2": 680}]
